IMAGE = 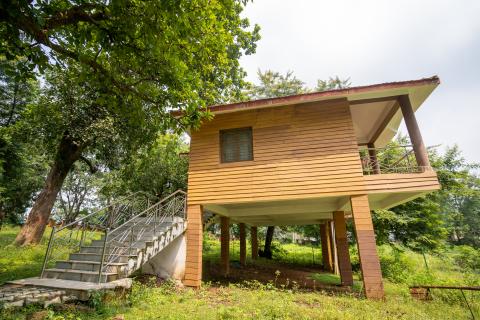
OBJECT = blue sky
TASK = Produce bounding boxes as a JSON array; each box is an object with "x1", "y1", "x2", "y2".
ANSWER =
[{"x1": 240, "y1": 0, "x2": 480, "y2": 163}]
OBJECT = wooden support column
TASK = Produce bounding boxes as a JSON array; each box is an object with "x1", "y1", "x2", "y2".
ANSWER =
[
  {"x1": 220, "y1": 216, "x2": 230, "y2": 276},
  {"x1": 320, "y1": 223, "x2": 333, "y2": 272},
  {"x1": 350, "y1": 195, "x2": 384, "y2": 299},
  {"x1": 333, "y1": 212, "x2": 354, "y2": 286},
  {"x1": 367, "y1": 143, "x2": 381, "y2": 174},
  {"x1": 239, "y1": 223, "x2": 246, "y2": 266},
  {"x1": 398, "y1": 95, "x2": 431, "y2": 170},
  {"x1": 251, "y1": 226, "x2": 258, "y2": 259},
  {"x1": 184, "y1": 205, "x2": 203, "y2": 287}
]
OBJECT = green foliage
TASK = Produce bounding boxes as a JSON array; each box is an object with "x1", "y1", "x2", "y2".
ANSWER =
[
  {"x1": 1, "y1": 228, "x2": 479, "y2": 319},
  {"x1": 2, "y1": 1, "x2": 260, "y2": 128},
  {"x1": 0, "y1": 61, "x2": 48, "y2": 224},
  {"x1": 372, "y1": 137, "x2": 480, "y2": 252},
  {"x1": 108, "y1": 134, "x2": 189, "y2": 199},
  {"x1": 0, "y1": 225, "x2": 50, "y2": 284},
  {"x1": 451, "y1": 245, "x2": 480, "y2": 271},
  {"x1": 53, "y1": 162, "x2": 102, "y2": 223},
  {"x1": 247, "y1": 70, "x2": 307, "y2": 99},
  {"x1": 315, "y1": 76, "x2": 351, "y2": 91},
  {"x1": 246, "y1": 70, "x2": 351, "y2": 100}
]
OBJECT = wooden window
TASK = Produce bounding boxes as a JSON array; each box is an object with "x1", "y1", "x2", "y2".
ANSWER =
[{"x1": 220, "y1": 127, "x2": 253, "y2": 163}]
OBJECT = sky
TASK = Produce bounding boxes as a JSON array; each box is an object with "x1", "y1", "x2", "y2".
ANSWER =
[{"x1": 240, "y1": 0, "x2": 480, "y2": 164}]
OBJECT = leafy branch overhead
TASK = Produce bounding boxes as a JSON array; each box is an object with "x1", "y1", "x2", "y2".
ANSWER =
[{"x1": 0, "y1": 0, "x2": 261, "y2": 129}]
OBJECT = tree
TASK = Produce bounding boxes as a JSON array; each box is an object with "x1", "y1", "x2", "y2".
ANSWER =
[
  {"x1": 53, "y1": 162, "x2": 100, "y2": 224},
  {"x1": 3, "y1": 1, "x2": 260, "y2": 245},
  {"x1": 1, "y1": 1, "x2": 260, "y2": 111},
  {"x1": 112, "y1": 134, "x2": 189, "y2": 200},
  {"x1": 247, "y1": 70, "x2": 307, "y2": 99},
  {"x1": 316, "y1": 76, "x2": 351, "y2": 91},
  {"x1": 0, "y1": 60, "x2": 47, "y2": 228},
  {"x1": 372, "y1": 139, "x2": 480, "y2": 251}
]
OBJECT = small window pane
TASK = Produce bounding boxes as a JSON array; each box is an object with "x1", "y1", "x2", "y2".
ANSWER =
[{"x1": 220, "y1": 127, "x2": 253, "y2": 163}]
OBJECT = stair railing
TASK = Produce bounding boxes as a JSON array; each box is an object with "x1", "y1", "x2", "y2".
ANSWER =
[
  {"x1": 98, "y1": 190, "x2": 187, "y2": 282},
  {"x1": 40, "y1": 191, "x2": 156, "y2": 278}
]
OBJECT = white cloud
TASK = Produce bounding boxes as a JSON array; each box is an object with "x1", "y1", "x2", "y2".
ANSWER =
[{"x1": 240, "y1": 0, "x2": 480, "y2": 162}]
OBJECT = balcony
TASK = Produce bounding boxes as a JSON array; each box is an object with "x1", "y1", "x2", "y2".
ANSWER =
[{"x1": 360, "y1": 145, "x2": 427, "y2": 175}]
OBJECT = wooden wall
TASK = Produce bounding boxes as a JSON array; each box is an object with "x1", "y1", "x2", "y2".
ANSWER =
[{"x1": 188, "y1": 99, "x2": 366, "y2": 205}]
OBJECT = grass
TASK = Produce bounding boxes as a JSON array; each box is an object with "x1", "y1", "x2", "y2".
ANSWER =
[
  {"x1": 1, "y1": 226, "x2": 479, "y2": 320},
  {"x1": 0, "y1": 225, "x2": 50, "y2": 284}
]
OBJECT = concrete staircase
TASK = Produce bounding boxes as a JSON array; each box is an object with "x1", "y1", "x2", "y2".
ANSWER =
[
  {"x1": 42, "y1": 217, "x2": 186, "y2": 283},
  {"x1": 1, "y1": 191, "x2": 187, "y2": 310}
]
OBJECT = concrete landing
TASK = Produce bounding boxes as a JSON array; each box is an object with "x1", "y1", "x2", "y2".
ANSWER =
[
  {"x1": 0, "y1": 277, "x2": 133, "y2": 309},
  {"x1": 8, "y1": 277, "x2": 132, "y2": 292}
]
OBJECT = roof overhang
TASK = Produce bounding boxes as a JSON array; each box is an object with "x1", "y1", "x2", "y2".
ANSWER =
[{"x1": 176, "y1": 76, "x2": 440, "y2": 147}]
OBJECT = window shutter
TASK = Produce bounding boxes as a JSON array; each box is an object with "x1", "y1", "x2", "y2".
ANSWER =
[{"x1": 220, "y1": 127, "x2": 253, "y2": 163}]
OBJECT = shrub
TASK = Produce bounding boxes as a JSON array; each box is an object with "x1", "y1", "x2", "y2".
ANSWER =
[
  {"x1": 451, "y1": 245, "x2": 480, "y2": 271},
  {"x1": 377, "y1": 245, "x2": 416, "y2": 283}
]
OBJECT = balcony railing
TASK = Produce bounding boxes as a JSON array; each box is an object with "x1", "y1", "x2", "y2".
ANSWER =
[{"x1": 360, "y1": 145, "x2": 425, "y2": 175}]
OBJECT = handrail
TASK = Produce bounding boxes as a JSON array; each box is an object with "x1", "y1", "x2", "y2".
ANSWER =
[
  {"x1": 107, "y1": 190, "x2": 186, "y2": 235},
  {"x1": 98, "y1": 190, "x2": 187, "y2": 282},
  {"x1": 40, "y1": 191, "x2": 156, "y2": 278},
  {"x1": 41, "y1": 189, "x2": 187, "y2": 282},
  {"x1": 55, "y1": 191, "x2": 155, "y2": 232},
  {"x1": 360, "y1": 145, "x2": 422, "y2": 175},
  {"x1": 363, "y1": 144, "x2": 414, "y2": 151}
]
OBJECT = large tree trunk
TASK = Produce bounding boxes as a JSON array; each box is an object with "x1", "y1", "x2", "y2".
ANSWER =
[
  {"x1": 261, "y1": 226, "x2": 275, "y2": 259},
  {"x1": 15, "y1": 134, "x2": 83, "y2": 246}
]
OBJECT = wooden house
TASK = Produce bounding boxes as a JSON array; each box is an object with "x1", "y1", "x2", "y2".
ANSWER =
[{"x1": 182, "y1": 76, "x2": 441, "y2": 299}]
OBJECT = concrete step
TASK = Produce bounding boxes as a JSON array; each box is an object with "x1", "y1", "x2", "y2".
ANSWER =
[
  {"x1": 69, "y1": 252, "x2": 136, "y2": 263},
  {"x1": 43, "y1": 268, "x2": 119, "y2": 282},
  {"x1": 106, "y1": 227, "x2": 169, "y2": 237},
  {"x1": 91, "y1": 235, "x2": 156, "y2": 247},
  {"x1": 79, "y1": 243, "x2": 149, "y2": 254},
  {"x1": 132, "y1": 217, "x2": 183, "y2": 223},
  {"x1": 55, "y1": 260, "x2": 128, "y2": 273}
]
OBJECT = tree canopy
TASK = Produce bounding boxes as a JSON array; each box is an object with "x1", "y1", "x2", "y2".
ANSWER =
[
  {"x1": 1, "y1": 0, "x2": 261, "y2": 245},
  {"x1": 1, "y1": 1, "x2": 260, "y2": 127}
]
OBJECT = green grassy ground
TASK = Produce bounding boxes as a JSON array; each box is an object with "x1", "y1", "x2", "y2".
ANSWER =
[
  {"x1": 1, "y1": 226, "x2": 479, "y2": 320},
  {"x1": 0, "y1": 225, "x2": 50, "y2": 284}
]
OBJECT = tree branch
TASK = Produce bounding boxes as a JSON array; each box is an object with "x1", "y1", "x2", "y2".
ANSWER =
[
  {"x1": 44, "y1": 4, "x2": 109, "y2": 30},
  {"x1": 79, "y1": 156, "x2": 97, "y2": 174}
]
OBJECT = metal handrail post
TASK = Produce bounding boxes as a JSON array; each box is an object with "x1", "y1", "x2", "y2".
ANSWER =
[
  {"x1": 79, "y1": 223, "x2": 86, "y2": 250},
  {"x1": 98, "y1": 229, "x2": 109, "y2": 284},
  {"x1": 130, "y1": 228, "x2": 134, "y2": 255},
  {"x1": 153, "y1": 205, "x2": 157, "y2": 235},
  {"x1": 41, "y1": 227, "x2": 56, "y2": 278},
  {"x1": 183, "y1": 196, "x2": 187, "y2": 220}
]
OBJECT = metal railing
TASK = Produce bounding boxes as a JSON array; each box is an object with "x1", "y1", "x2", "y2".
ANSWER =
[
  {"x1": 360, "y1": 145, "x2": 427, "y2": 175},
  {"x1": 40, "y1": 190, "x2": 186, "y2": 280},
  {"x1": 98, "y1": 190, "x2": 187, "y2": 282}
]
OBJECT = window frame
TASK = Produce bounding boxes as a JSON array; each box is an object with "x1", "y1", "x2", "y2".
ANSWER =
[{"x1": 219, "y1": 127, "x2": 254, "y2": 163}]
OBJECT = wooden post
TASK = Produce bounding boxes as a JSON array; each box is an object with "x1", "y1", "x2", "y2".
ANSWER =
[
  {"x1": 220, "y1": 216, "x2": 230, "y2": 276},
  {"x1": 184, "y1": 205, "x2": 203, "y2": 287},
  {"x1": 251, "y1": 226, "x2": 258, "y2": 259},
  {"x1": 333, "y1": 211, "x2": 354, "y2": 286},
  {"x1": 350, "y1": 195, "x2": 384, "y2": 299},
  {"x1": 320, "y1": 223, "x2": 333, "y2": 272},
  {"x1": 330, "y1": 221, "x2": 339, "y2": 275},
  {"x1": 239, "y1": 223, "x2": 246, "y2": 266},
  {"x1": 398, "y1": 95, "x2": 431, "y2": 170},
  {"x1": 367, "y1": 143, "x2": 381, "y2": 174}
]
